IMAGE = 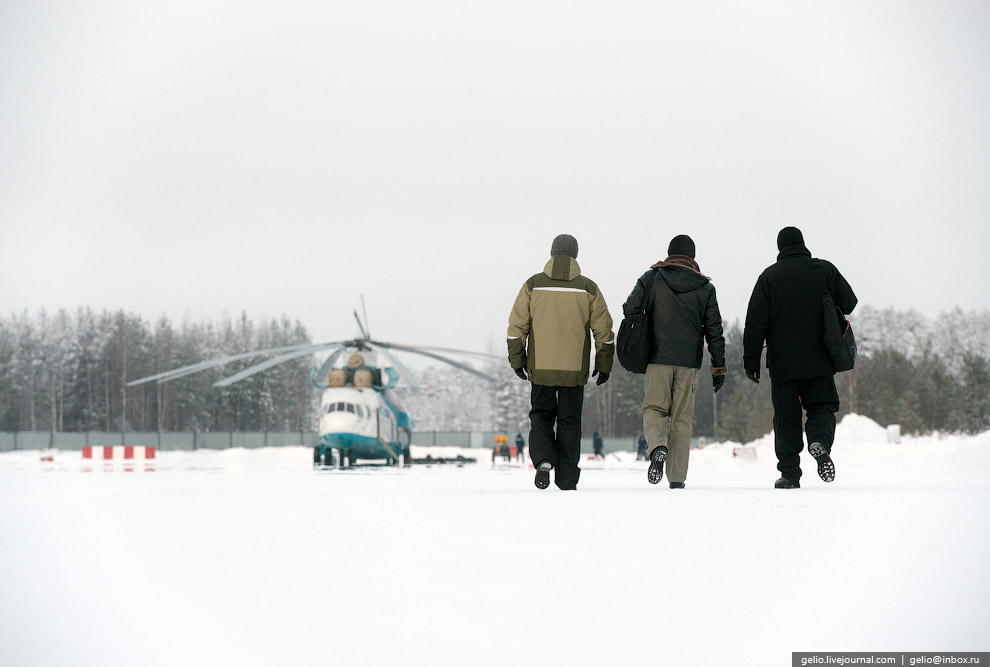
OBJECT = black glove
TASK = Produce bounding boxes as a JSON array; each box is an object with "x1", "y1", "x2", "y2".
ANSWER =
[
  {"x1": 745, "y1": 369, "x2": 760, "y2": 384},
  {"x1": 592, "y1": 370, "x2": 609, "y2": 386},
  {"x1": 713, "y1": 374, "x2": 725, "y2": 393},
  {"x1": 514, "y1": 367, "x2": 528, "y2": 381}
]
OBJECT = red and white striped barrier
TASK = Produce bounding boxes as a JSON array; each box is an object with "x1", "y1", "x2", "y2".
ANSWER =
[{"x1": 82, "y1": 446, "x2": 156, "y2": 460}]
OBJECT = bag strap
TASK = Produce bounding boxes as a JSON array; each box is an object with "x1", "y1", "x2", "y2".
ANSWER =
[
  {"x1": 643, "y1": 268, "x2": 660, "y2": 316},
  {"x1": 811, "y1": 261, "x2": 835, "y2": 309}
]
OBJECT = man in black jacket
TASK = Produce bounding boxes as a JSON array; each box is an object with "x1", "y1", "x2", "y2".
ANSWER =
[
  {"x1": 743, "y1": 227, "x2": 858, "y2": 488},
  {"x1": 623, "y1": 235, "x2": 727, "y2": 489}
]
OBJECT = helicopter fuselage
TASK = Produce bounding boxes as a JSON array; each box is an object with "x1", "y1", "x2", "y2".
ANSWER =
[{"x1": 317, "y1": 386, "x2": 409, "y2": 463}]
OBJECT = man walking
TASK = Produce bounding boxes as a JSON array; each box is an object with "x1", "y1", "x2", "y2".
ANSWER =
[
  {"x1": 507, "y1": 234, "x2": 615, "y2": 490},
  {"x1": 622, "y1": 235, "x2": 726, "y2": 489},
  {"x1": 593, "y1": 431, "x2": 605, "y2": 460},
  {"x1": 743, "y1": 227, "x2": 857, "y2": 488}
]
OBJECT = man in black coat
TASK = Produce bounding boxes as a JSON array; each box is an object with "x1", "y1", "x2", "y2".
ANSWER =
[
  {"x1": 623, "y1": 234, "x2": 727, "y2": 489},
  {"x1": 743, "y1": 227, "x2": 858, "y2": 488}
]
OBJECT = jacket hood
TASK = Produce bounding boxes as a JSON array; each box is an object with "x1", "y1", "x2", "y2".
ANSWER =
[
  {"x1": 657, "y1": 266, "x2": 709, "y2": 293},
  {"x1": 544, "y1": 254, "x2": 582, "y2": 281},
  {"x1": 649, "y1": 255, "x2": 710, "y2": 293}
]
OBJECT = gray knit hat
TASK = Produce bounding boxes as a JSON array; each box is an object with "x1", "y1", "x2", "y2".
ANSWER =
[{"x1": 550, "y1": 234, "x2": 579, "y2": 259}]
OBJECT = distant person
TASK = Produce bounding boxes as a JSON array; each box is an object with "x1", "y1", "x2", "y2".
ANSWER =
[
  {"x1": 507, "y1": 234, "x2": 615, "y2": 490},
  {"x1": 636, "y1": 434, "x2": 648, "y2": 460},
  {"x1": 743, "y1": 227, "x2": 857, "y2": 489},
  {"x1": 593, "y1": 431, "x2": 604, "y2": 459},
  {"x1": 622, "y1": 234, "x2": 726, "y2": 490},
  {"x1": 515, "y1": 433, "x2": 525, "y2": 462}
]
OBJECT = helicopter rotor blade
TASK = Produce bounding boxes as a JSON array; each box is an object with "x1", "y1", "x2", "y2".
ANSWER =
[
  {"x1": 213, "y1": 343, "x2": 348, "y2": 388},
  {"x1": 385, "y1": 343, "x2": 500, "y2": 360},
  {"x1": 353, "y1": 310, "x2": 369, "y2": 339},
  {"x1": 364, "y1": 342, "x2": 420, "y2": 390},
  {"x1": 375, "y1": 342, "x2": 498, "y2": 383},
  {"x1": 360, "y1": 294, "x2": 370, "y2": 339},
  {"x1": 127, "y1": 341, "x2": 351, "y2": 387}
]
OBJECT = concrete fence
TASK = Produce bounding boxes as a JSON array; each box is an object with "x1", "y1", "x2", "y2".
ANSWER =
[{"x1": 0, "y1": 431, "x2": 666, "y2": 454}]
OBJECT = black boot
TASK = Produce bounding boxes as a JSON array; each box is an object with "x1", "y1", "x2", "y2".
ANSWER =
[
  {"x1": 648, "y1": 446, "x2": 668, "y2": 485},
  {"x1": 808, "y1": 442, "x2": 835, "y2": 483},
  {"x1": 774, "y1": 476, "x2": 800, "y2": 489},
  {"x1": 669, "y1": 482, "x2": 685, "y2": 489},
  {"x1": 534, "y1": 460, "x2": 551, "y2": 490}
]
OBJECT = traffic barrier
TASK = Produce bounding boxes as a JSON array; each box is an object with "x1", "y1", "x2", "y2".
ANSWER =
[
  {"x1": 82, "y1": 446, "x2": 156, "y2": 460},
  {"x1": 82, "y1": 446, "x2": 156, "y2": 471}
]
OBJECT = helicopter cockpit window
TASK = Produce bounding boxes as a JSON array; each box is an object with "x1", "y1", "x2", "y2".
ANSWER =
[
  {"x1": 336, "y1": 402, "x2": 346, "y2": 412},
  {"x1": 326, "y1": 404, "x2": 336, "y2": 414},
  {"x1": 345, "y1": 404, "x2": 355, "y2": 414}
]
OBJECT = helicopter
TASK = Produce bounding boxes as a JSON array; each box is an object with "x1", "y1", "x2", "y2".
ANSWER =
[{"x1": 127, "y1": 306, "x2": 497, "y2": 468}]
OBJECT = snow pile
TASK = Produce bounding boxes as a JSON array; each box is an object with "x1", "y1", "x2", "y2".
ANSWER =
[{"x1": 835, "y1": 412, "x2": 889, "y2": 443}]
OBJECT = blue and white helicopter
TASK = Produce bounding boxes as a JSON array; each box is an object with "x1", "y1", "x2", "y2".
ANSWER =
[{"x1": 127, "y1": 308, "x2": 497, "y2": 468}]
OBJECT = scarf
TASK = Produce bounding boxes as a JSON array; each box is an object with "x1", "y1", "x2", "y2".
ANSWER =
[{"x1": 650, "y1": 254, "x2": 710, "y2": 281}]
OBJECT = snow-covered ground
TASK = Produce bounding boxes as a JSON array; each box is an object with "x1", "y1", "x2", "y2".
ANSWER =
[{"x1": 1, "y1": 414, "x2": 988, "y2": 667}]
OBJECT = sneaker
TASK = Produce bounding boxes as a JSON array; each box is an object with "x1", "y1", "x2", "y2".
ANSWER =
[
  {"x1": 669, "y1": 482, "x2": 685, "y2": 489},
  {"x1": 774, "y1": 476, "x2": 800, "y2": 489},
  {"x1": 534, "y1": 461, "x2": 552, "y2": 490},
  {"x1": 647, "y1": 446, "x2": 668, "y2": 485},
  {"x1": 808, "y1": 442, "x2": 835, "y2": 483}
]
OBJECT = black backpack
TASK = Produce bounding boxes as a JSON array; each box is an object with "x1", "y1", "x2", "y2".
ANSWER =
[{"x1": 616, "y1": 269, "x2": 658, "y2": 374}]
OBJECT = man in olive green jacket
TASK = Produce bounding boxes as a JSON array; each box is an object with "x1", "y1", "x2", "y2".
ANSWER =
[{"x1": 507, "y1": 234, "x2": 615, "y2": 490}]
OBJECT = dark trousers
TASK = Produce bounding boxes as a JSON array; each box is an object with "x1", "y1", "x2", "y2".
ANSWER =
[
  {"x1": 529, "y1": 383, "x2": 585, "y2": 490},
  {"x1": 771, "y1": 376, "x2": 840, "y2": 481}
]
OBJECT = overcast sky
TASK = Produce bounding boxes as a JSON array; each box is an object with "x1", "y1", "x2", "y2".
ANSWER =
[{"x1": 2, "y1": 1, "x2": 988, "y2": 360}]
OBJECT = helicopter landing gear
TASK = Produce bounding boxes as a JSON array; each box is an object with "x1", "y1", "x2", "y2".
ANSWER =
[{"x1": 314, "y1": 445, "x2": 347, "y2": 469}]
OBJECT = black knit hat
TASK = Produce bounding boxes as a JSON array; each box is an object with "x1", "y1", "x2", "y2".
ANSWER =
[
  {"x1": 777, "y1": 227, "x2": 804, "y2": 250},
  {"x1": 667, "y1": 234, "x2": 696, "y2": 259},
  {"x1": 550, "y1": 234, "x2": 578, "y2": 259}
]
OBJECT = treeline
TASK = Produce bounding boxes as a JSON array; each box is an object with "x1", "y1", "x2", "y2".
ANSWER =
[
  {"x1": 580, "y1": 308, "x2": 990, "y2": 441},
  {"x1": 3, "y1": 307, "x2": 988, "y2": 440},
  {"x1": 0, "y1": 309, "x2": 314, "y2": 433}
]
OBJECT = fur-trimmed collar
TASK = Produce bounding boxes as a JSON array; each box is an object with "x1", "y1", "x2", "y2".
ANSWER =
[{"x1": 650, "y1": 254, "x2": 710, "y2": 280}]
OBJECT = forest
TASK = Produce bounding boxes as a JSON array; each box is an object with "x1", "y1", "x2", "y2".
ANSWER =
[
  {"x1": 0, "y1": 309, "x2": 313, "y2": 434},
  {"x1": 1, "y1": 306, "x2": 988, "y2": 440}
]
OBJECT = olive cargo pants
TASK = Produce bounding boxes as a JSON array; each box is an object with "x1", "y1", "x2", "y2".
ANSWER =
[{"x1": 643, "y1": 364, "x2": 699, "y2": 485}]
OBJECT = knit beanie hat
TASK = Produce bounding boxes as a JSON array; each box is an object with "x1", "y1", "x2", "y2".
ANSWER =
[
  {"x1": 777, "y1": 227, "x2": 805, "y2": 250},
  {"x1": 550, "y1": 234, "x2": 579, "y2": 259},
  {"x1": 667, "y1": 234, "x2": 696, "y2": 259}
]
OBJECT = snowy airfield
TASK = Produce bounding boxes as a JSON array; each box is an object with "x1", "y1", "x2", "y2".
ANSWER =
[{"x1": 2, "y1": 415, "x2": 988, "y2": 667}]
